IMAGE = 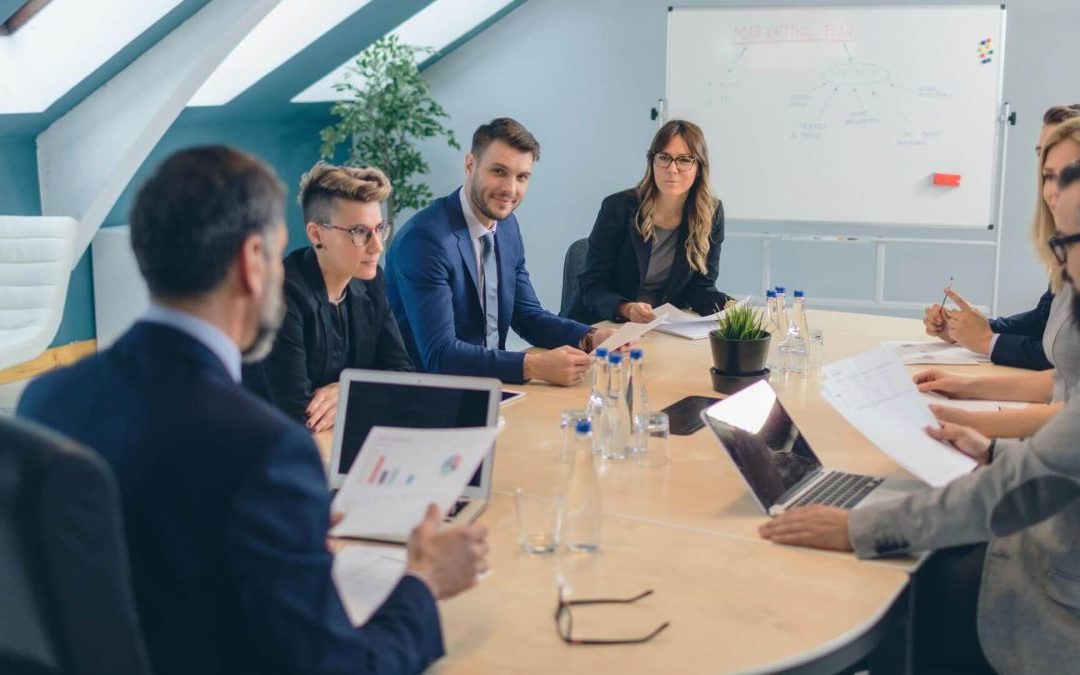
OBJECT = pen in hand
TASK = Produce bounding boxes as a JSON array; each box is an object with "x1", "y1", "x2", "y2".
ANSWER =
[{"x1": 939, "y1": 277, "x2": 954, "y2": 318}]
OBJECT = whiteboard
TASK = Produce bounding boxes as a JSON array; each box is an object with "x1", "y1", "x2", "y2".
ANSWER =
[{"x1": 666, "y1": 5, "x2": 1006, "y2": 228}]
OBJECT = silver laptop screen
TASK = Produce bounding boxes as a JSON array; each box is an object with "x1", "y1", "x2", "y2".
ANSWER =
[
  {"x1": 337, "y1": 381, "x2": 492, "y2": 487},
  {"x1": 702, "y1": 381, "x2": 822, "y2": 510}
]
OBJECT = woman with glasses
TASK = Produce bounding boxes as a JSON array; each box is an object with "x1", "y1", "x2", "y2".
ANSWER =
[
  {"x1": 565, "y1": 119, "x2": 734, "y2": 324},
  {"x1": 243, "y1": 162, "x2": 413, "y2": 431},
  {"x1": 921, "y1": 104, "x2": 1080, "y2": 370},
  {"x1": 917, "y1": 117, "x2": 1080, "y2": 439}
]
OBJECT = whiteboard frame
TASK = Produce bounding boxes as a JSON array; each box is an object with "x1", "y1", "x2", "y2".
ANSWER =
[{"x1": 665, "y1": 4, "x2": 1009, "y2": 314}]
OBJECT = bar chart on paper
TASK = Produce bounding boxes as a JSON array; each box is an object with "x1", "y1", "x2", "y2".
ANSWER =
[{"x1": 331, "y1": 426, "x2": 498, "y2": 539}]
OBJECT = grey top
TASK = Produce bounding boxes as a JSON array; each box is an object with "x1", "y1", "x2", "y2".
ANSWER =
[
  {"x1": 848, "y1": 389, "x2": 1080, "y2": 673},
  {"x1": 1042, "y1": 285, "x2": 1080, "y2": 402},
  {"x1": 637, "y1": 226, "x2": 679, "y2": 306}
]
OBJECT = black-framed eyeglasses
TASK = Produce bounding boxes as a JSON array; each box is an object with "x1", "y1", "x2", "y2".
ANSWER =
[
  {"x1": 651, "y1": 152, "x2": 698, "y2": 173},
  {"x1": 554, "y1": 586, "x2": 670, "y2": 646},
  {"x1": 317, "y1": 221, "x2": 391, "y2": 247},
  {"x1": 1049, "y1": 232, "x2": 1080, "y2": 264}
]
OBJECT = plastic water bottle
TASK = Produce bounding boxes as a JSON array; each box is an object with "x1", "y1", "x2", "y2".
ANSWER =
[
  {"x1": 774, "y1": 286, "x2": 787, "y2": 313},
  {"x1": 587, "y1": 349, "x2": 613, "y2": 455},
  {"x1": 563, "y1": 419, "x2": 601, "y2": 552},
  {"x1": 628, "y1": 348, "x2": 650, "y2": 454},
  {"x1": 779, "y1": 290, "x2": 810, "y2": 373},
  {"x1": 763, "y1": 290, "x2": 783, "y2": 372},
  {"x1": 603, "y1": 353, "x2": 632, "y2": 460}
]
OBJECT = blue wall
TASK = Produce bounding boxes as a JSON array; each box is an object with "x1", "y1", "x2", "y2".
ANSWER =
[{"x1": 0, "y1": 113, "x2": 333, "y2": 347}]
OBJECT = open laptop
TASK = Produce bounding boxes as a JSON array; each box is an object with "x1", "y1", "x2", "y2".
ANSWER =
[
  {"x1": 701, "y1": 380, "x2": 904, "y2": 515},
  {"x1": 328, "y1": 369, "x2": 501, "y2": 539}
]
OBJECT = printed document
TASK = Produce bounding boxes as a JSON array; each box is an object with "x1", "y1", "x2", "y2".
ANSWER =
[
  {"x1": 822, "y1": 347, "x2": 978, "y2": 486},
  {"x1": 331, "y1": 426, "x2": 499, "y2": 539},
  {"x1": 332, "y1": 546, "x2": 407, "y2": 626},
  {"x1": 883, "y1": 340, "x2": 990, "y2": 365}
]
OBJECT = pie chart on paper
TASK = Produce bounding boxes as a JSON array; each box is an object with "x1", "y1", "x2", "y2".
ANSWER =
[{"x1": 441, "y1": 454, "x2": 462, "y2": 476}]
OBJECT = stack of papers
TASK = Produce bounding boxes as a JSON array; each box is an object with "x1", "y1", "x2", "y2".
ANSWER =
[
  {"x1": 883, "y1": 340, "x2": 990, "y2": 365},
  {"x1": 594, "y1": 297, "x2": 752, "y2": 351},
  {"x1": 331, "y1": 426, "x2": 499, "y2": 540},
  {"x1": 332, "y1": 546, "x2": 407, "y2": 626},
  {"x1": 822, "y1": 347, "x2": 978, "y2": 487}
]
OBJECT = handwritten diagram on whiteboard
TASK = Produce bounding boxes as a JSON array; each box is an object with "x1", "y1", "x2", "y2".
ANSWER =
[{"x1": 666, "y1": 6, "x2": 1005, "y2": 228}]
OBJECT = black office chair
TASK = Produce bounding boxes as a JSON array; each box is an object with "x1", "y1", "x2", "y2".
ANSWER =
[
  {"x1": 0, "y1": 415, "x2": 151, "y2": 675},
  {"x1": 559, "y1": 237, "x2": 590, "y2": 317}
]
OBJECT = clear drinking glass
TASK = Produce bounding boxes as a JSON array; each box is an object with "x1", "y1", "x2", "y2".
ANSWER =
[
  {"x1": 515, "y1": 487, "x2": 562, "y2": 554},
  {"x1": 808, "y1": 329, "x2": 825, "y2": 371},
  {"x1": 632, "y1": 411, "x2": 670, "y2": 466}
]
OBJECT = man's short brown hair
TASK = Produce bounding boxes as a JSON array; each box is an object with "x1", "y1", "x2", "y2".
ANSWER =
[
  {"x1": 298, "y1": 162, "x2": 392, "y2": 224},
  {"x1": 1043, "y1": 105, "x2": 1080, "y2": 126},
  {"x1": 470, "y1": 117, "x2": 540, "y2": 161}
]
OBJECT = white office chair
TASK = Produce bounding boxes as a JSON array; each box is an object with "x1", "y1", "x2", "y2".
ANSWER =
[{"x1": 0, "y1": 216, "x2": 78, "y2": 371}]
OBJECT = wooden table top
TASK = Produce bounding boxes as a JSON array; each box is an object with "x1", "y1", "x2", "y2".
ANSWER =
[{"x1": 319, "y1": 310, "x2": 1020, "y2": 673}]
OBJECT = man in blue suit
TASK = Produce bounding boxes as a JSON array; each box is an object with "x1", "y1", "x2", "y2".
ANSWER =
[
  {"x1": 18, "y1": 147, "x2": 489, "y2": 675},
  {"x1": 386, "y1": 118, "x2": 613, "y2": 385}
]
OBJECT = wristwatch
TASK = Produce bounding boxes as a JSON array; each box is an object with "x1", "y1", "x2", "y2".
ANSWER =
[{"x1": 579, "y1": 328, "x2": 598, "y2": 353}]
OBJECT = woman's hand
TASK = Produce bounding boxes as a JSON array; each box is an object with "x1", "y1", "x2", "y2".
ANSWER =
[
  {"x1": 306, "y1": 383, "x2": 340, "y2": 433},
  {"x1": 913, "y1": 369, "x2": 978, "y2": 399},
  {"x1": 619, "y1": 302, "x2": 657, "y2": 323}
]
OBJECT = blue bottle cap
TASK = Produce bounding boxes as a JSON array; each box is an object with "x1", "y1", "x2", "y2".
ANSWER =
[
  {"x1": 794, "y1": 290, "x2": 805, "y2": 298},
  {"x1": 775, "y1": 286, "x2": 786, "y2": 293},
  {"x1": 595, "y1": 346, "x2": 609, "y2": 358},
  {"x1": 575, "y1": 419, "x2": 592, "y2": 434},
  {"x1": 766, "y1": 289, "x2": 776, "y2": 297},
  {"x1": 630, "y1": 348, "x2": 643, "y2": 360},
  {"x1": 607, "y1": 353, "x2": 622, "y2": 364}
]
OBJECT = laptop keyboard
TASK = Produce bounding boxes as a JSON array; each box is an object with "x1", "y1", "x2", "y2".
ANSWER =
[
  {"x1": 444, "y1": 499, "x2": 469, "y2": 521},
  {"x1": 790, "y1": 472, "x2": 883, "y2": 510}
]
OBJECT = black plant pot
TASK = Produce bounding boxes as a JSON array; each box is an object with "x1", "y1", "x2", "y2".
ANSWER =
[{"x1": 708, "y1": 333, "x2": 771, "y2": 375}]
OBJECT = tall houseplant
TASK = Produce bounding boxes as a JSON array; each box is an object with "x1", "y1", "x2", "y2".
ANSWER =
[{"x1": 319, "y1": 34, "x2": 459, "y2": 224}]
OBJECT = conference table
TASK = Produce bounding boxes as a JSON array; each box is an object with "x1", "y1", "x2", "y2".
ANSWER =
[{"x1": 321, "y1": 310, "x2": 1021, "y2": 674}]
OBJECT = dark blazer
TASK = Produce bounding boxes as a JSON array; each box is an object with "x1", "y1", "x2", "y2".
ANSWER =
[
  {"x1": 18, "y1": 322, "x2": 443, "y2": 675},
  {"x1": 566, "y1": 189, "x2": 732, "y2": 324},
  {"x1": 987, "y1": 287, "x2": 1054, "y2": 370},
  {"x1": 244, "y1": 247, "x2": 414, "y2": 423},
  {"x1": 385, "y1": 187, "x2": 591, "y2": 383}
]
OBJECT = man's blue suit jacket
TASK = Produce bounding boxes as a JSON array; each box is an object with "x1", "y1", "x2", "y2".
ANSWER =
[
  {"x1": 17, "y1": 322, "x2": 443, "y2": 675},
  {"x1": 385, "y1": 188, "x2": 590, "y2": 383}
]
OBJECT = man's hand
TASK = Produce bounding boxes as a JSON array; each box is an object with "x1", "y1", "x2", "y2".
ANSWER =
[
  {"x1": 406, "y1": 504, "x2": 490, "y2": 600},
  {"x1": 913, "y1": 369, "x2": 977, "y2": 399},
  {"x1": 618, "y1": 302, "x2": 656, "y2": 324},
  {"x1": 758, "y1": 505, "x2": 853, "y2": 551},
  {"x1": 306, "y1": 383, "x2": 340, "y2": 433},
  {"x1": 588, "y1": 327, "x2": 617, "y2": 351},
  {"x1": 923, "y1": 303, "x2": 956, "y2": 343},
  {"x1": 523, "y1": 346, "x2": 592, "y2": 386},
  {"x1": 925, "y1": 421, "x2": 993, "y2": 465},
  {"x1": 943, "y1": 289, "x2": 994, "y2": 355}
]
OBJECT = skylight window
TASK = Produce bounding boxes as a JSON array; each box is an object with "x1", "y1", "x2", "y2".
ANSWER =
[
  {"x1": 0, "y1": 0, "x2": 181, "y2": 114},
  {"x1": 188, "y1": 0, "x2": 374, "y2": 107},
  {"x1": 291, "y1": 0, "x2": 516, "y2": 104}
]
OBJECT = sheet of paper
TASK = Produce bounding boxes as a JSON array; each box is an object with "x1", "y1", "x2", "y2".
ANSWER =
[
  {"x1": 332, "y1": 546, "x2": 407, "y2": 626},
  {"x1": 331, "y1": 426, "x2": 499, "y2": 539},
  {"x1": 651, "y1": 296, "x2": 752, "y2": 340},
  {"x1": 919, "y1": 392, "x2": 1030, "y2": 412},
  {"x1": 594, "y1": 317, "x2": 662, "y2": 353},
  {"x1": 821, "y1": 347, "x2": 978, "y2": 487},
  {"x1": 882, "y1": 340, "x2": 990, "y2": 365}
]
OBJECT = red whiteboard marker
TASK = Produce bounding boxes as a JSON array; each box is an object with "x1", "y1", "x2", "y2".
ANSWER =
[{"x1": 933, "y1": 173, "x2": 962, "y2": 187}]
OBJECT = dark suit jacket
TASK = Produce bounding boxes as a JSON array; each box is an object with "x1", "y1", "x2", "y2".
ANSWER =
[
  {"x1": 385, "y1": 188, "x2": 590, "y2": 383},
  {"x1": 244, "y1": 247, "x2": 413, "y2": 423},
  {"x1": 566, "y1": 189, "x2": 732, "y2": 324},
  {"x1": 18, "y1": 322, "x2": 443, "y2": 675},
  {"x1": 988, "y1": 287, "x2": 1054, "y2": 370}
]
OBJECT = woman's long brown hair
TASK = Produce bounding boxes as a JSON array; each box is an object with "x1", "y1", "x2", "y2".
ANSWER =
[{"x1": 634, "y1": 120, "x2": 718, "y2": 274}]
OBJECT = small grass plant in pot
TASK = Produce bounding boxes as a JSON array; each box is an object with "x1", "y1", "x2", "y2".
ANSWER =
[{"x1": 708, "y1": 305, "x2": 772, "y2": 394}]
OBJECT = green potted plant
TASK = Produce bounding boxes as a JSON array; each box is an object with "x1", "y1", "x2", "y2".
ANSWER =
[
  {"x1": 319, "y1": 34, "x2": 459, "y2": 225},
  {"x1": 708, "y1": 305, "x2": 772, "y2": 394}
]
